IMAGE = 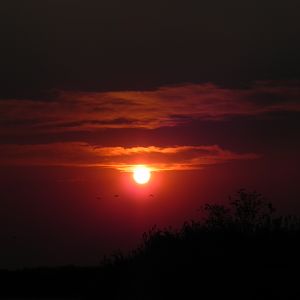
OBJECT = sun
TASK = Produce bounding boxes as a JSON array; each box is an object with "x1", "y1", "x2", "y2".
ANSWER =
[{"x1": 133, "y1": 165, "x2": 151, "y2": 184}]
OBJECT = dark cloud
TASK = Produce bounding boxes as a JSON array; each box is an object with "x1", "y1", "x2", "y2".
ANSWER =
[
  {"x1": 0, "y1": 81, "x2": 299, "y2": 138},
  {"x1": 44, "y1": 118, "x2": 139, "y2": 129},
  {"x1": 245, "y1": 80, "x2": 300, "y2": 105},
  {"x1": 0, "y1": 1, "x2": 300, "y2": 98}
]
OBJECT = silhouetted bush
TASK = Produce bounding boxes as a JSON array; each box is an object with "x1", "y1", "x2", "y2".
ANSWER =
[
  {"x1": 101, "y1": 189, "x2": 300, "y2": 299},
  {"x1": 203, "y1": 189, "x2": 277, "y2": 232},
  {"x1": 2, "y1": 189, "x2": 300, "y2": 299}
]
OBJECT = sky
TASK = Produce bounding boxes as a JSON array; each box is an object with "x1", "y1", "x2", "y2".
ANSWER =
[{"x1": 0, "y1": 0, "x2": 300, "y2": 269}]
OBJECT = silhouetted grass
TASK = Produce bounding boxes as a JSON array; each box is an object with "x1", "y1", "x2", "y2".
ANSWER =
[{"x1": 1, "y1": 189, "x2": 300, "y2": 299}]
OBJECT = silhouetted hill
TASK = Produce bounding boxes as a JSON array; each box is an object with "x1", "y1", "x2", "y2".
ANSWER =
[{"x1": 1, "y1": 190, "x2": 300, "y2": 299}]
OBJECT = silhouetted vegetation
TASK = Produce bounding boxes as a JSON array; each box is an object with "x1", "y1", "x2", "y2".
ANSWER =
[{"x1": 1, "y1": 189, "x2": 300, "y2": 299}]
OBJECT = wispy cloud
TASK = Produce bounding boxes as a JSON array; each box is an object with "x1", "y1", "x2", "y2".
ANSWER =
[
  {"x1": 1, "y1": 80, "x2": 299, "y2": 135},
  {"x1": 0, "y1": 143, "x2": 260, "y2": 171}
]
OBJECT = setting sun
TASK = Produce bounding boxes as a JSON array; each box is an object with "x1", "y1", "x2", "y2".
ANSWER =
[{"x1": 133, "y1": 165, "x2": 151, "y2": 184}]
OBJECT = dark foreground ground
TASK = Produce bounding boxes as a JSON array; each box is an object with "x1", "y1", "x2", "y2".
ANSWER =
[
  {"x1": 1, "y1": 244, "x2": 299, "y2": 299},
  {"x1": 1, "y1": 191, "x2": 300, "y2": 299}
]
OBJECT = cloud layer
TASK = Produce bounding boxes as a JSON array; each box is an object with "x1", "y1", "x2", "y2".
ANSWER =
[
  {"x1": 0, "y1": 143, "x2": 259, "y2": 171},
  {"x1": 0, "y1": 81, "x2": 299, "y2": 136}
]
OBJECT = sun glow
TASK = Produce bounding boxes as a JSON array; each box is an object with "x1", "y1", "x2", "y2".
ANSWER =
[{"x1": 133, "y1": 165, "x2": 151, "y2": 184}]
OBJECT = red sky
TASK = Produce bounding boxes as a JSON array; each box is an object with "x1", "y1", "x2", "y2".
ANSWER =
[
  {"x1": 0, "y1": 1, "x2": 300, "y2": 269},
  {"x1": 1, "y1": 81, "x2": 299, "y2": 269}
]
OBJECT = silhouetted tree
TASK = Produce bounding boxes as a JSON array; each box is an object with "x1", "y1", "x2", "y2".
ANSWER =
[
  {"x1": 203, "y1": 189, "x2": 276, "y2": 233},
  {"x1": 230, "y1": 189, "x2": 275, "y2": 230},
  {"x1": 3, "y1": 189, "x2": 300, "y2": 300},
  {"x1": 203, "y1": 203, "x2": 232, "y2": 230}
]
